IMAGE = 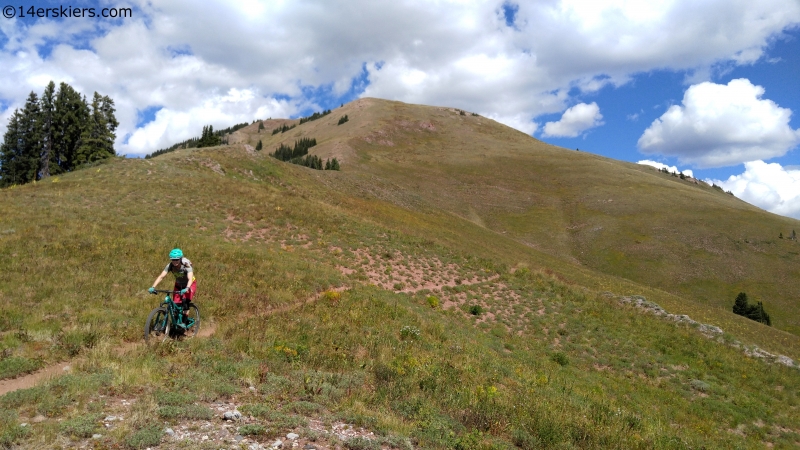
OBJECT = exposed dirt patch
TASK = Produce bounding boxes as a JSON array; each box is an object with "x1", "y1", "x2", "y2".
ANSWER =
[{"x1": 0, "y1": 362, "x2": 72, "y2": 397}]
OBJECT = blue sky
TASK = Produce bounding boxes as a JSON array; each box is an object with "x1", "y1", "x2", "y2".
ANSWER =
[
  {"x1": 540, "y1": 30, "x2": 800, "y2": 182},
  {"x1": 1, "y1": 0, "x2": 800, "y2": 217}
]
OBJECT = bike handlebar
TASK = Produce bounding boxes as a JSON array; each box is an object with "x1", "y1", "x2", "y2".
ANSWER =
[{"x1": 151, "y1": 289, "x2": 181, "y2": 294}]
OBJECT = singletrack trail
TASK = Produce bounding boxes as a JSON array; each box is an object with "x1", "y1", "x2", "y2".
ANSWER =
[
  {"x1": 0, "y1": 322, "x2": 219, "y2": 397},
  {"x1": 0, "y1": 362, "x2": 72, "y2": 397},
  {"x1": 0, "y1": 287, "x2": 344, "y2": 397}
]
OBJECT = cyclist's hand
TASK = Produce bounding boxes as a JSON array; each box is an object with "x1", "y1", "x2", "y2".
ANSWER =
[
  {"x1": 180, "y1": 288, "x2": 189, "y2": 295},
  {"x1": 148, "y1": 287, "x2": 156, "y2": 294}
]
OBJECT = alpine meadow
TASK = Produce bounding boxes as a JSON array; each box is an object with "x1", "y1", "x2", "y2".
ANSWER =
[{"x1": 2, "y1": 98, "x2": 800, "y2": 449}]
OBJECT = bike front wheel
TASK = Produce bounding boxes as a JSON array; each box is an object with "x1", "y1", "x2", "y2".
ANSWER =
[
  {"x1": 183, "y1": 304, "x2": 200, "y2": 338},
  {"x1": 144, "y1": 307, "x2": 171, "y2": 343}
]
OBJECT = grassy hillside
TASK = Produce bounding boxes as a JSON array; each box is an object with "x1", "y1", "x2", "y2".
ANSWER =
[
  {"x1": 0, "y1": 99, "x2": 799, "y2": 448},
  {"x1": 236, "y1": 98, "x2": 800, "y2": 337}
]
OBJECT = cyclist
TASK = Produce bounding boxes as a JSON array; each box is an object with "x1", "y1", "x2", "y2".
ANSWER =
[{"x1": 148, "y1": 248, "x2": 196, "y2": 317}]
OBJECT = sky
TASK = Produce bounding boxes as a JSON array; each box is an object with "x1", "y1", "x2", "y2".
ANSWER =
[{"x1": 1, "y1": 0, "x2": 800, "y2": 218}]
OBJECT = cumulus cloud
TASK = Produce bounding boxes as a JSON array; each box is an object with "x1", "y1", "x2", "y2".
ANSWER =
[
  {"x1": 709, "y1": 160, "x2": 800, "y2": 219},
  {"x1": 0, "y1": 0, "x2": 798, "y2": 155},
  {"x1": 638, "y1": 79, "x2": 800, "y2": 168},
  {"x1": 542, "y1": 102, "x2": 604, "y2": 137},
  {"x1": 637, "y1": 160, "x2": 693, "y2": 178}
]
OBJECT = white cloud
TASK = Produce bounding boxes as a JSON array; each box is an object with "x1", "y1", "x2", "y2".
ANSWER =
[
  {"x1": 542, "y1": 102, "x2": 604, "y2": 137},
  {"x1": 708, "y1": 160, "x2": 800, "y2": 219},
  {"x1": 0, "y1": 0, "x2": 798, "y2": 154},
  {"x1": 125, "y1": 90, "x2": 295, "y2": 156},
  {"x1": 637, "y1": 160, "x2": 694, "y2": 178},
  {"x1": 638, "y1": 79, "x2": 800, "y2": 168}
]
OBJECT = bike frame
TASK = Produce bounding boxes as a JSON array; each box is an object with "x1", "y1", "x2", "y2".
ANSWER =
[{"x1": 152, "y1": 289, "x2": 196, "y2": 331}]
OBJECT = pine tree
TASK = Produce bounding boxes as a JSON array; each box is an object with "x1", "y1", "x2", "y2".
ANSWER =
[
  {"x1": 17, "y1": 91, "x2": 43, "y2": 183},
  {"x1": 255, "y1": 140, "x2": 262, "y2": 151},
  {"x1": 733, "y1": 292, "x2": 748, "y2": 316},
  {"x1": 0, "y1": 110, "x2": 24, "y2": 186},
  {"x1": 77, "y1": 92, "x2": 118, "y2": 165},
  {"x1": 39, "y1": 81, "x2": 56, "y2": 178},
  {"x1": 53, "y1": 83, "x2": 90, "y2": 173},
  {"x1": 258, "y1": 122, "x2": 264, "y2": 133}
]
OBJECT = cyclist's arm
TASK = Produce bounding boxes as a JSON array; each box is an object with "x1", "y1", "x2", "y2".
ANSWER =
[
  {"x1": 151, "y1": 270, "x2": 168, "y2": 289},
  {"x1": 186, "y1": 271, "x2": 194, "y2": 286}
]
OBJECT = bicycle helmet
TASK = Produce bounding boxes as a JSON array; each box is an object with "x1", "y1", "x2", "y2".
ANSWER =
[{"x1": 169, "y1": 248, "x2": 183, "y2": 259}]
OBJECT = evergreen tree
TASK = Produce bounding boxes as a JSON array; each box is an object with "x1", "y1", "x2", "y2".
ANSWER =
[
  {"x1": 732, "y1": 292, "x2": 749, "y2": 316},
  {"x1": 733, "y1": 292, "x2": 772, "y2": 326},
  {"x1": 258, "y1": 122, "x2": 264, "y2": 133},
  {"x1": 17, "y1": 91, "x2": 43, "y2": 183},
  {"x1": 39, "y1": 81, "x2": 56, "y2": 178},
  {"x1": 0, "y1": 110, "x2": 24, "y2": 186},
  {"x1": 52, "y1": 83, "x2": 90, "y2": 173},
  {"x1": 197, "y1": 125, "x2": 221, "y2": 148},
  {"x1": 255, "y1": 140, "x2": 262, "y2": 151},
  {"x1": 76, "y1": 92, "x2": 118, "y2": 165}
]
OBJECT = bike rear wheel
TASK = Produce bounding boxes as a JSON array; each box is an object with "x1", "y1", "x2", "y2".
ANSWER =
[
  {"x1": 183, "y1": 304, "x2": 200, "y2": 338},
  {"x1": 144, "y1": 307, "x2": 171, "y2": 343}
]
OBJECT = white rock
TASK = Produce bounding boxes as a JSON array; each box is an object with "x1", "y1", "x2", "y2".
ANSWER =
[
  {"x1": 270, "y1": 439, "x2": 283, "y2": 449},
  {"x1": 223, "y1": 411, "x2": 242, "y2": 421},
  {"x1": 165, "y1": 428, "x2": 175, "y2": 436},
  {"x1": 92, "y1": 434, "x2": 102, "y2": 439},
  {"x1": 286, "y1": 433, "x2": 299, "y2": 440}
]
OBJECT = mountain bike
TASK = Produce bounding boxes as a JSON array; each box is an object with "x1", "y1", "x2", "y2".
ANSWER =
[{"x1": 144, "y1": 289, "x2": 200, "y2": 342}]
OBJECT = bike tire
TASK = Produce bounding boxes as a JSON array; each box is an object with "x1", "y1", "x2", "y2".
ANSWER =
[
  {"x1": 144, "y1": 307, "x2": 171, "y2": 343},
  {"x1": 184, "y1": 304, "x2": 200, "y2": 338}
]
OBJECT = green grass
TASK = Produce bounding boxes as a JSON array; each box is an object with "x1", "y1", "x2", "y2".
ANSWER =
[
  {"x1": 0, "y1": 98, "x2": 799, "y2": 448},
  {"x1": 0, "y1": 356, "x2": 42, "y2": 379}
]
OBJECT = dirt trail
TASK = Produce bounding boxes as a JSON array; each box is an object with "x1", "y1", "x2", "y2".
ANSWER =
[
  {"x1": 0, "y1": 286, "x2": 347, "y2": 397},
  {"x1": 0, "y1": 362, "x2": 72, "y2": 397},
  {"x1": 0, "y1": 322, "x2": 219, "y2": 397}
]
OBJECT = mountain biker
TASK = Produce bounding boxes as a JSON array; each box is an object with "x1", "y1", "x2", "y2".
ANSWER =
[{"x1": 148, "y1": 248, "x2": 196, "y2": 317}]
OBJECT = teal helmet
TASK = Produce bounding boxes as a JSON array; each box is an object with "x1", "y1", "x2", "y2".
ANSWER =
[{"x1": 169, "y1": 248, "x2": 183, "y2": 260}]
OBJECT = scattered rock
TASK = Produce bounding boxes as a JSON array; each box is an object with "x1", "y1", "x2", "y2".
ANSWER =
[
  {"x1": 286, "y1": 432, "x2": 299, "y2": 440},
  {"x1": 92, "y1": 434, "x2": 102, "y2": 439},
  {"x1": 617, "y1": 294, "x2": 798, "y2": 369},
  {"x1": 223, "y1": 410, "x2": 242, "y2": 421},
  {"x1": 270, "y1": 439, "x2": 283, "y2": 449},
  {"x1": 165, "y1": 428, "x2": 175, "y2": 436}
]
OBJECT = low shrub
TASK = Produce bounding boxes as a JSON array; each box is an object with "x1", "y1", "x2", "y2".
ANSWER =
[
  {"x1": 59, "y1": 414, "x2": 101, "y2": 438},
  {"x1": 0, "y1": 356, "x2": 42, "y2": 379},
  {"x1": 551, "y1": 352, "x2": 569, "y2": 366},
  {"x1": 125, "y1": 425, "x2": 163, "y2": 449}
]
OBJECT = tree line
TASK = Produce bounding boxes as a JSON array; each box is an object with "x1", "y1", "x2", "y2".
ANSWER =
[
  {"x1": 269, "y1": 137, "x2": 339, "y2": 171},
  {"x1": 0, "y1": 81, "x2": 118, "y2": 187},
  {"x1": 146, "y1": 122, "x2": 249, "y2": 159}
]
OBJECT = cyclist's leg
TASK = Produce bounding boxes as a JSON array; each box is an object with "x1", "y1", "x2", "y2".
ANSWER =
[{"x1": 184, "y1": 280, "x2": 197, "y2": 313}]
